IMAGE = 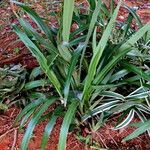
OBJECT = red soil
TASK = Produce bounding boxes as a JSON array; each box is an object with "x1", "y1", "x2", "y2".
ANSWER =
[
  {"x1": 93, "y1": 116, "x2": 150, "y2": 150},
  {"x1": 0, "y1": 107, "x2": 85, "y2": 150}
]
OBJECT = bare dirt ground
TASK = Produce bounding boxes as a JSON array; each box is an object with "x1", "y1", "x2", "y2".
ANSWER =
[
  {"x1": 0, "y1": 107, "x2": 85, "y2": 150},
  {"x1": 0, "y1": 0, "x2": 150, "y2": 149}
]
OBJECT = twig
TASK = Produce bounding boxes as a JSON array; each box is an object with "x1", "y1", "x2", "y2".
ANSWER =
[
  {"x1": 0, "y1": 115, "x2": 10, "y2": 120},
  {"x1": 10, "y1": 108, "x2": 16, "y2": 118},
  {"x1": 93, "y1": 132, "x2": 108, "y2": 149},
  {"x1": 0, "y1": 119, "x2": 28, "y2": 142},
  {"x1": 108, "y1": 133, "x2": 118, "y2": 148},
  {"x1": 0, "y1": 126, "x2": 19, "y2": 141},
  {"x1": 11, "y1": 129, "x2": 17, "y2": 150}
]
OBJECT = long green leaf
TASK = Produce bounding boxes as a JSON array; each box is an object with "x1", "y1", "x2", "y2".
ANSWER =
[
  {"x1": 25, "y1": 80, "x2": 47, "y2": 90},
  {"x1": 20, "y1": 109, "x2": 35, "y2": 128},
  {"x1": 62, "y1": 0, "x2": 75, "y2": 42},
  {"x1": 19, "y1": 18, "x2": 57, "y2": 54},
  {"x1": 83, "y1": 0, "x2": 122, "y2": 101},
  {"x1": 40, "y1": 115, "x2": 57, "y2": 150},
  {"x1": 58, "y1": 100, "x2": 78, "y2": 150},
  {"x1": 14, "y1": 98, "x2": 46, "y2": 124},
  {"x1": 109, "y1": 69, "x2": 129, "y2": 83},
  {"x1": 94, "y1": 22, "x2": 150, "y2": 84},
  {"x1": 101, "y1": 91, "x2": 125, "y2": 100},
  {"x1": 82, "y1": 100, "x2": 120, "y2": 121},
  {"x1": 114, "y1": 109, "x2": 135, "y2": 130},
  {"x1": 121, "y1": 61, "x2": 150, "y2": 81},
  {"x1": 123, "y1": 119, "x2": 150, "y2": 141},
  {"x1": 79, "y1": 0, "x2": 102, "y2": 78},
  {"x1": 119, "y1": 22, "x2": 150, "y2": 50},
  {"x1": 92, "y1": 27, "x2": 97, "y2": 50},
  {"x1": 87, "y1": 0, "x2": 96, "y2": 11},
  {"x1": 12, "y1": 24, "x2": 62, "y2": 97},
  {"x1": 20, "y1": 97, "x2": 57, "y2": 150},
  {"x1": 136, "y1": 104, "x2": 150, "y2": 114},
  {"x1": 13, "y1": 1, "x2": 54, "y2": 42},
  {"x1": 125, "y1": 5, "x2": 143, "y2": 28},
  {"x1": 110, "y1": 101, "x2": 139, "y2": 113},
  {"x1": 126, "y1": 91, "x2": 150, "y2": 99},
  {"x1": 64, "y1": 44, "x2": 84, "y2": 105}
]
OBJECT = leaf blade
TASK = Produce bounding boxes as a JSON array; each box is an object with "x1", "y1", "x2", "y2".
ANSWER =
[{"x1": 58, "y1": 100, "x2": 78, "y2": 150}]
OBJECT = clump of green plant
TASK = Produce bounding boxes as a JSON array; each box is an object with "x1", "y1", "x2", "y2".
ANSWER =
[
  {"x1": 0, "y1": 65, "x2": 26, "y2": 106},
  {"x1": 0, "y1": 65, "x2": 50, "y2": 108},
  {"x1": 11, "y1": 0, "x2": 150, "y2": 149}
]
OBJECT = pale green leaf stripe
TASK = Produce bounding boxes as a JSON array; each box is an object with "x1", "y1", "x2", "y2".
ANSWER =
[
  {"x1": 82, "y1": 100, "x2": 120, "y2": 121},
  {"x1": 58, "y1": 101, "x2": 79, "y2": 150},
  {"x1": 12, "y1": 24, "x2": 62, "y2": 97},
  {"x1": 94, "y1": 22, "x2": 150, "y2": 84},
  {"x1": 101, "y1": 91, "x2": 125, "y2": 100},
  {"x1": 92, "y1": 27, "x2": 97, "y2": 50},
  {"x1": 110, "y1": 101, "x2": 139, "y2": 113},
  {"x1": 20, "y1": 98, "x2": 57, "y2": 150},
  {"x1": 126, "y1": 91, "x2": 150, "y2": 99},
  {"x1": 83, "y1": 0, "x2": 122, "y2": 101},
  {"x1": 128, "y1": 87, "x2": 144, "y2": 96},
  {"x1": 114, "y1": 109, "x2": 135, "y2": 130},
  {"x1": 136, "y1": 105, "x2": 150, "y2": 114},
  {"x1": 62, "y1": 0, "x2": 75, "y2": 42},
  {"x1": 40, "y1": 115, "x2": 57, "y2": 150}
]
